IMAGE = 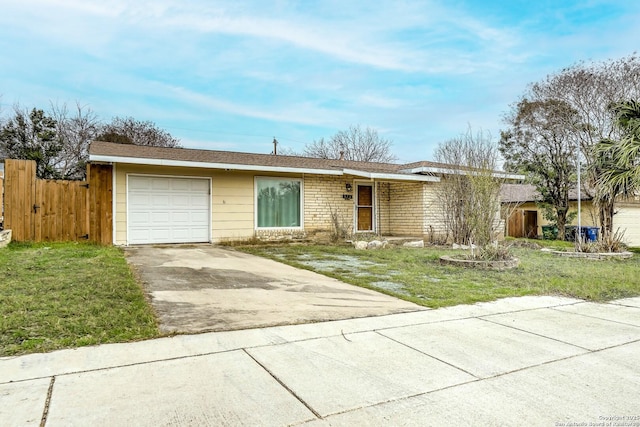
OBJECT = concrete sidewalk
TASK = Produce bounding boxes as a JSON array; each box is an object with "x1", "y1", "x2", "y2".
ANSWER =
[{"x1": 2, "y1": 296, "x2": 639, "y2": 426}]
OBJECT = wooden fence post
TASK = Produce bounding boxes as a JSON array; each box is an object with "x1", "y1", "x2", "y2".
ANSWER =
[{"x1": 88, "y1": 163, "x2": 113, "y2": 245}]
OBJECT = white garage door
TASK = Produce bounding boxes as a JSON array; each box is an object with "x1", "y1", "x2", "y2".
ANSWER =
[
  {"x1": 613, "y1": 204, "x2": 640, "y2": 247},
  {"x1": 128, "y1": 175, "x2": 210, "y2": 244}
]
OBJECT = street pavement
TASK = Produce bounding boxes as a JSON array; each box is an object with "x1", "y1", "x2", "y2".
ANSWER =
[{"x1": 1, "y1": 295, "x2": 639, "y2": 426}]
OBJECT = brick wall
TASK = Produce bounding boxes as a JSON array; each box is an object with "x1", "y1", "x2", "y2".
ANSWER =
[
  {"x1": 304, "y1": 175, "x2": 354, "y2": 235},
  {"x1": 423, "y1": 182, "x2": 449, "y2": 241},
  {"x1": 377, "y1": 182, "x2": 391, "y2": 235},
  {"x1": 387, "y1": 181, "x2": 425, "y2": 235}
]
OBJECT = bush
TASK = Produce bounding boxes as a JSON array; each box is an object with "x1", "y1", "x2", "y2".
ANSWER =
[
  {"x1": 467, "y1": 243, "x2": 514, "y2": 261},
  {"x1": 575, "y1": 229, "x2": 627, "y2": 253}
]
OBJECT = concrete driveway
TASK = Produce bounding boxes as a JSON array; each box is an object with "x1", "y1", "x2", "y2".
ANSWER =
[{"x1": 124, "y1": 245, "x2": 423, "y2": 333}]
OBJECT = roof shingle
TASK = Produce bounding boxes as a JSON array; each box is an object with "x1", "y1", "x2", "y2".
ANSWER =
[{"x1": 89, "y1": 140, "x2": 443, "y2": 174}]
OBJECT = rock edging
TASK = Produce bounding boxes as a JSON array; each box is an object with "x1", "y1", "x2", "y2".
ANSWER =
[
  {"x1": 439, "y1": 255, "x2": 520, "y2": 270},
  {"x1": 550, "y1": 250, "x2": 633, "y2": 260}
]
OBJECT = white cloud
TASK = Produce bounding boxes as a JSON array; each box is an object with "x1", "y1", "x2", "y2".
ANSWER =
[{"x1": 162, "y1": 84, "x2": 342, "y2": 127}]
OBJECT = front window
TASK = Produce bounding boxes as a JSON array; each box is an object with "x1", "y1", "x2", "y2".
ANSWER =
[{"x1": 256, "y1": 178, "x2": 302, "y2": 228}]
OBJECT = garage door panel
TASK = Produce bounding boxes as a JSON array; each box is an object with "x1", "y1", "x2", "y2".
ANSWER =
[
  {"x1": 190, "y1": 180, "x2": 210, "y2": 192},
  {"x1": 128, "y1": 176, "x2": 211, "y2": 245},
  {"x1": 172, "y1": 212, "x2": 190, "y2": 223},
  {"x1": 150, "y1": 194, "x2": 170, "y2": 206},
  {"x1": 129, "y1": 177, "x2": 151, "y2": 190},
  {"x1": 150, "y1": 212, "x2": 171, "y2": 224},
  {"x1": 151, "y1": 179, "x2": 171, "y2": 190},
  {"x1": 129, "y1": 229, "x2": 151, "y2": 241},
  {"x1": 190, "y1": 212, "x2": 209, "y2": 223},
  {"x1": 129, "y1": 193, "x2": 150, "y2": 205},
  {"x1": 190, "y1": 196, "x2": 209, "y2": 207},
  {"x1": 171, "y1": 179, "x2": 192, "y2": 191},
  {"x1": 170, "y1": 228, "x2": 190, "y2": 239},
  {"x1": 129, "y1": 211, "x2": 150, "y2": 224}
]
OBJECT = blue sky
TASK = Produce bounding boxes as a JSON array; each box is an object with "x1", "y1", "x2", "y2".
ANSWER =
[{"x1": 1, "y1": 1, "x2": 639, "y2": 163}]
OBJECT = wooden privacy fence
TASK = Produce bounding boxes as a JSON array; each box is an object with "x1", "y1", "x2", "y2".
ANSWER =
[{"x1": 2, "y1": 159, "x2": 113, "y2": 244}]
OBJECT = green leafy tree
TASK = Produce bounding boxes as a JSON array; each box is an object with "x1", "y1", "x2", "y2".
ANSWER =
[
  {"x1": 500, "y1": 99, "x2": 580, "y2": 239},
  {"x1": 596, "y1": 100, "x2": 640, "y2": 205},
  {"x1": 0, "y1": 108, "x2": 62, "y2": 179}
]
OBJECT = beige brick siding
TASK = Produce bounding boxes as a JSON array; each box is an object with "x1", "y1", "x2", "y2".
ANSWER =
[
  {"x1": 423, "y1": 182, "x2": 508, "y2": 242},
  {"x1": 377, "y1": 182, "x2": 391, "y2": 235},
  {"x1": 423, "y1": 182, "x2": 448, "y2": 238},
  {"x1": 386, "y1": 181, "x2": 425, "y2": 236},
  {"x1": 304, "y1": 175, "x2": 354, "y2": 235}
]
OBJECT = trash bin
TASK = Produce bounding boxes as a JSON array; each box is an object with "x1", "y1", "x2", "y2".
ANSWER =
[
  {"x1": 541, "y1": 225, "x2": 558, "y2": 240},
  {"x1": 564, "y1": 226, "x2": 577, "y2": 241},
  {"x1": 583, "y1": 226, "x2": 599, "y2": 242}
]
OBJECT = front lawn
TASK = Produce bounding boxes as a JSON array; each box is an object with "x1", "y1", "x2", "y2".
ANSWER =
[
  {"x1": 0, "y1": 242, "x2": 159, "y2": 356},
  {"x1": 240, "y1": 242, "x2": 640, "y2": 308}
]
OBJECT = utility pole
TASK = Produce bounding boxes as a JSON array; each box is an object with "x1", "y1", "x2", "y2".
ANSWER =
[
  {"x1": 577, "y1": 151, "x2": 581, "y2": 241},
  {"x1": 272, "y1": 137, "x2": 278, "y2": 155}
]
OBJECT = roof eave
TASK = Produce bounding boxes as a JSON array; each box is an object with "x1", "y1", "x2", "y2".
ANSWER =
[
  {"x1": 342, "y1": 168, "x2": 440, "y2": 182},
  {"x1": 89, "y1": 154, "x2": 344, "y2": 176},
  {"x1": 401, "y1": 166, "x2": 524, "y2": 180}
]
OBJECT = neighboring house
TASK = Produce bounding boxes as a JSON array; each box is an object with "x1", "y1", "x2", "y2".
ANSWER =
[
  {"x1": 88, "y1": 141, "x2": 519, "y2": 246},
  {"x1": 501, "y1": 183, "x2": 640, "y2": 246}
]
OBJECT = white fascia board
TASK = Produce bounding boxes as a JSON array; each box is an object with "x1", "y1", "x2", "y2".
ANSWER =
[
  {"x1": 342, "y1": 168, "x2": 440, "y2": 182},
  {"x1": 89, "y1": 154, "x2": 343, "y2": 176},
  {"x1": 493, "y1": 172, "x2": 526, "y2": 180},
  {"x1": 400, "y1": 166, "x2": 523, "y2": 180}
]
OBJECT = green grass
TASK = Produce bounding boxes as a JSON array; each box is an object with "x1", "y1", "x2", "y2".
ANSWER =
[
  {"x1": 240, "y1": 242, "x2": 640, "y2": 309},
  {"x1": 0, "y1": 242, "x2": 160, "y2": 356}
]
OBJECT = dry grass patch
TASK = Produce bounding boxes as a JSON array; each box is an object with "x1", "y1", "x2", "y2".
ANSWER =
[{"x1": 240, "y1": 242, "x2": 640, "y2": 308}]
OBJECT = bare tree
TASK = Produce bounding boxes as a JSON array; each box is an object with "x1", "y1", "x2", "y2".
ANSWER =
[
  {"x1": 97, "y1": 116, "x2": 181, "y2": 148},
  {"x1": 510, "y1": 54, "x2": 640, "y2": 235},
  {"x1": 51, "y1": 102, "x2": 101, "y2": 179},
  {"x1": 435, "y1": 128, "x2": 503, "y2": 247},
  {"x1": 303, "y1": 125, "x2": 397, "y2": 162}
]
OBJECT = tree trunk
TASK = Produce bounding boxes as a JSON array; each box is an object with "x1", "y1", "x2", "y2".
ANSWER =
[
  {"x1": 598, "y1": 198, "x2": 615, "y2": 237},
  {"x1": 556, "y1": 207, "x2": 568, "y2": 241}
]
